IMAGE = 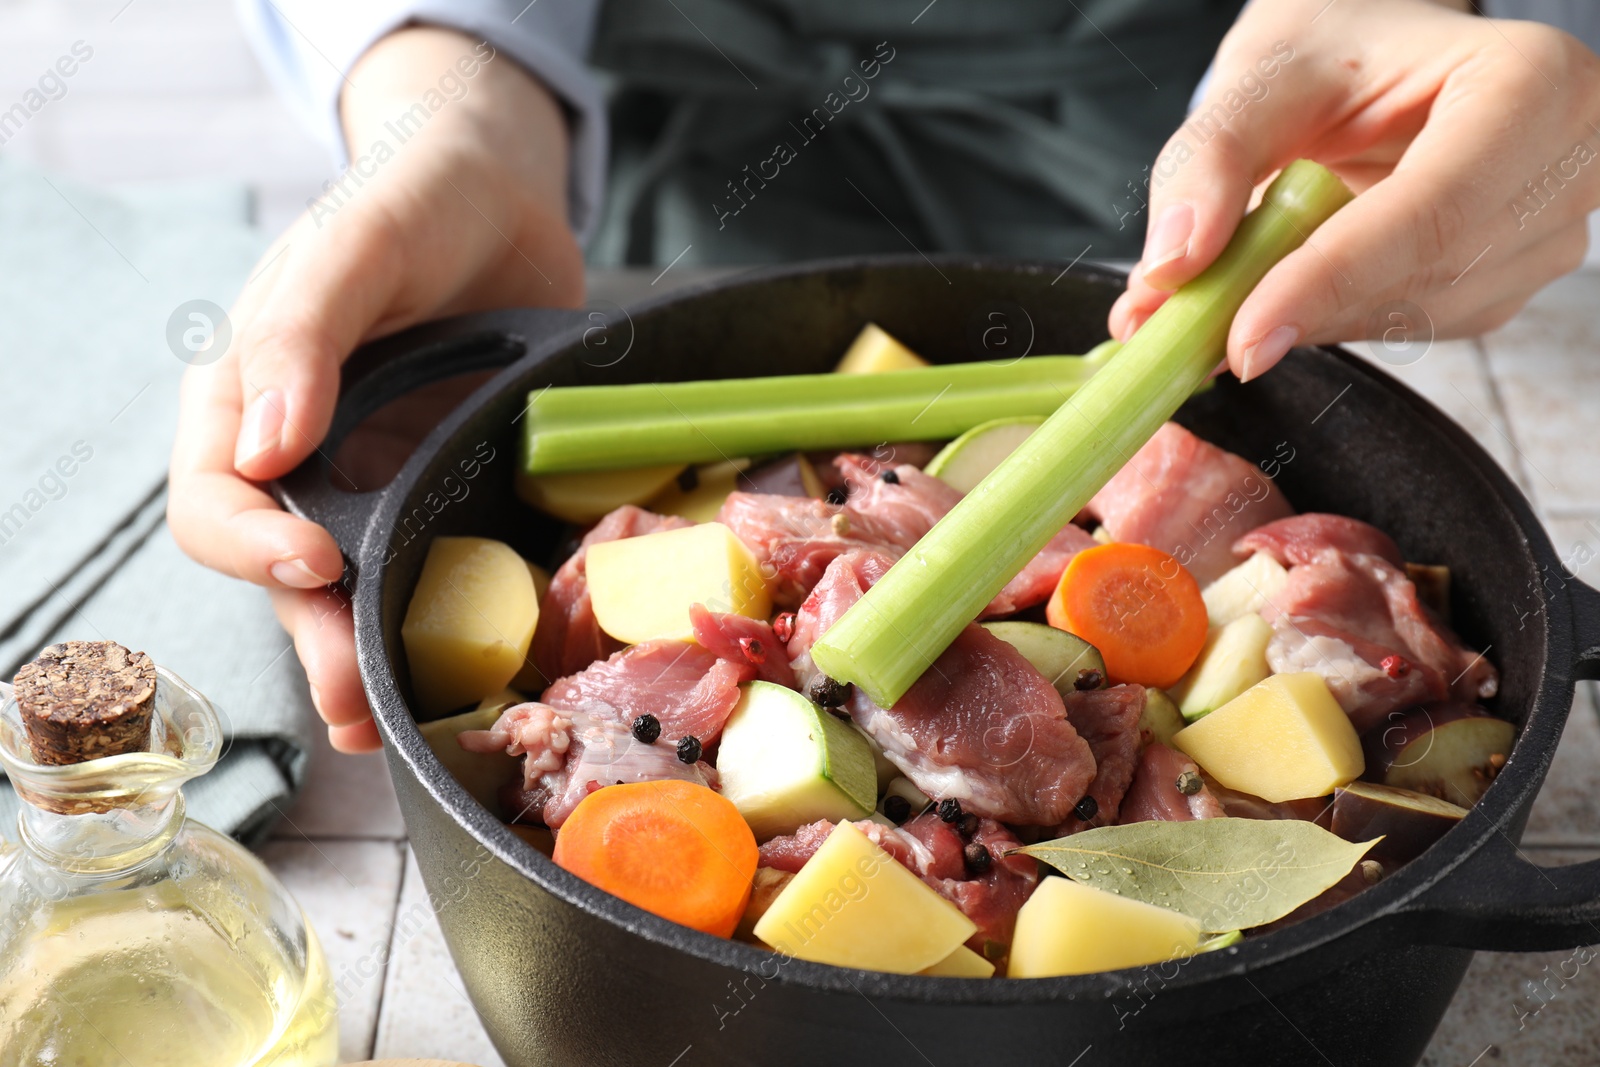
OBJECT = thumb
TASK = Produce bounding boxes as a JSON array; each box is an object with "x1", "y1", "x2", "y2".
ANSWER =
[
  {"x1": 232, "y1": 208, "x2": 404, "y2": 481},
  {"x1": 1137, "y1": 37, "x2": 1340, "y2": 292}
]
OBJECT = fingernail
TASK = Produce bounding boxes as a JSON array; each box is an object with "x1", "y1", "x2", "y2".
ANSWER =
[
  {"x1": 307, "y1": 682, "x2": 324, "y2": 717},
  {"x1": 1118, "y1": 312, "x2": 1144, "y2": 343},
  {"x1": 1240, "y1": 325, "x2": 1300, "y2": 382},
  {"x1": 271, "y1": 557, "x2": 336, "y2": 589},
  {"x1": 1143, "y1": 203, "x2": 1194, "y2": 275},
  {"x1": 235, "y1": 389, "x2": 286, "y2": 470}
]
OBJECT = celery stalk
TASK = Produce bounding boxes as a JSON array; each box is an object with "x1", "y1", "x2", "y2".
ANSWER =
[
  {"x1": 810, "y1": 161, "x2": 1354, "y2": 707},
  {"x1": 522, "y1": 353, "x2": 1113, "y2": 475}
]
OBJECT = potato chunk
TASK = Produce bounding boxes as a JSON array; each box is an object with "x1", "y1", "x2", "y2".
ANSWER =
[
  {"x1": 753, "y1": 822, "x2": 975, "y2": 973},
  {"x1": 514, "y1": 464, "x2": 685, "y2": 524},
  {"x1": 402, "y1": 536, "x2": 539, "y2": 714},
  {"x1": 1173, "y1": 672, "x2": 1363, "y2": 802},
  {"x1": 1008, "y1": 877, "x2": 1202, "y2": 977},
  {"x1": 587, "y1": 522, "x2": 772, "y2": 644},
  {"x1": 833, "y1": 323, "x2": 929, "y2": 374}
]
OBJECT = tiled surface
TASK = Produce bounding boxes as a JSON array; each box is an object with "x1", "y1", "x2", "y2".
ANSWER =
[{"x1": 0, "y1": 1, "x2": 1597, "y2": 1063}]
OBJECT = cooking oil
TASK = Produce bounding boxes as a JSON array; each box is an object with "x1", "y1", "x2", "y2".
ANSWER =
[{"x1": 0, "y1": 661, "x2": 339, "y2": 1067}]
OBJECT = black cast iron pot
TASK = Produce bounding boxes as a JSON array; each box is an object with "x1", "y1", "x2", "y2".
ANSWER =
[{"x1": 276, "y1": 257, "x2": 1600, "y2": 1067}]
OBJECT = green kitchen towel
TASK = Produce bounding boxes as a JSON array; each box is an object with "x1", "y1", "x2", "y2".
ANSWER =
[{"x1": 0, "y1": 158, "x2": 312, "y2": 846}]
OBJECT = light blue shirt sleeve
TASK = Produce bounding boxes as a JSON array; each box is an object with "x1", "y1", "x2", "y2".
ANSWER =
[{"x1": 234, "y1": 0, "x2": 607, "y2": 243}]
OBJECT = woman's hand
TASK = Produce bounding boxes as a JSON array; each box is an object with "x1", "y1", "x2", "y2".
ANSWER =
[
  {"x1": 1110, "y1": 0, "x2": 1600, "y2": 379},
  {"x1": 169, "y1": 26, "x2": 584, "y2": 751}
]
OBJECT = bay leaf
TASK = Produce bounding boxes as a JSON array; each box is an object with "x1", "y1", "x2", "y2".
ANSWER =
[{"x1": 1016, "y1": 818, "x2": 1379, "y2": 932}]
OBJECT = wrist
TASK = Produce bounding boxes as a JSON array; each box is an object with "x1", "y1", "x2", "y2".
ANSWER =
[{"x1": 340, "y1": 26, "x2": 571, "y2": 225}]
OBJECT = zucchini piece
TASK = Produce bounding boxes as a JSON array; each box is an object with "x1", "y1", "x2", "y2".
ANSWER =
[
  {"x1": 981, "y1": 621, "x2": 1107, "y2": 698},
  {"x1": 1138, "y1": 688, "x2": 1186, "y2": 748},
  {"x1": 1170, "y1": 612, "x2": 1274, "y2": 722},
  {"x1": 716, "y1": 681, "x2": 878, "y2": 840}
]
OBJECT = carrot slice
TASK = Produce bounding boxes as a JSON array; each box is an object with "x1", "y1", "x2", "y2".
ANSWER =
[
  {"x1": 1046, "y1": 542, "x2": 1208, "y2": 688},
  {"x1": 553, "y1": 779, "x2": 758, "y2": 937}
]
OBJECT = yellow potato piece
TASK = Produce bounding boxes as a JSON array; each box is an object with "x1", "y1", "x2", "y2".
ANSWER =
[
  {"x1": 647, "y1": 459, "x2": 752, "y2": 523},
  {"x1": 753, "y1": 822, "x2": 975, "y2": 973},
  {"x1": 834, "y1": 323, "x2": 930, "y2": 374},
  {"x1": 587, "y1": 522, "x2": 772, "y2": 644},
  {"x1": 1173, "y1": 672, "x2": 1364, "y2": 802},
  {"x1": 402, "y1": 537, "x2": 539, "y2": 715},
  {"x1": 920, "y1": 944, "x2": 995, "y2": 978},
  {"x1": 1008, "y1": 877, "x2": 1202, "y2": 978},
  {"x1": 514, "y1": 464, "x2": 685, "y2": 524}
]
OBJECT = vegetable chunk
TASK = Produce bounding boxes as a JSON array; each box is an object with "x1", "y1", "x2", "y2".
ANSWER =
[
  {"x1": 402, "y1": 536, "x2": 539, "y2": 715},
  {"x1": 753, "y1": 822, "x2": 976, "y2": 973},
  {"x1": 1173, "y1": 673, "x2": 1363, "y2": 802},
  {"x1": 1008, "y1": 877, "x2": 1202, "y2": 977},
  {"x1": 716, "y1": 681, "x2": 878, "y2": 840},
  {"x1": 587, "y1": 522, "x2": 772, "y2": 644},
  {"x1": 553, "y1": 780, "x2": 758, "y2": 938}
]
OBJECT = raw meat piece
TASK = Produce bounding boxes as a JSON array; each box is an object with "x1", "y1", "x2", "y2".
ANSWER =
[
  {"x1": 1052, "y1": 685, "x2": 1146, "y2": 834},
  {"x1": 507, "y1": 639, "x2": 754, "y2": 827},
  {"x1": 689, "y1": 604, "x2": 797, "y2": 688},
  {"x1": 1235, "y1": 515, "x2": 1498, "y2": 731},
  {"x1": 1118, "y1": 743, "x2": 1226, "y2": 823},
  {"x1": 982, "y1": 522, "x2": 1099, "y2": 618},
  {"x1": 1085, "y1": 422, "x2": 1295, "y2": 585}
]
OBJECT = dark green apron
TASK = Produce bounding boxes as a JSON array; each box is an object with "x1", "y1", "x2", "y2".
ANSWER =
[{"x1": 588, "y1": 0, "x2": 1244, "y2": 265}]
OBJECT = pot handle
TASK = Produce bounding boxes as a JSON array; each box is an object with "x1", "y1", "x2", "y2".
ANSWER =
[
  {"x1": 270, "y1": 308, "x2": 591, "y2": 561},
  {"x1": 1405, "y1": 578, "x2": 1600, "y2": 952}
]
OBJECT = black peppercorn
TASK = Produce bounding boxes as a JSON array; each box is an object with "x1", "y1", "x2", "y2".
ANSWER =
[
  {"x1": 957, "y1": 812, "x2": 981, "y2": 839},
  {"x1": 676, "y1": 466, "x2": 699, "y2": 493},
  {"x1": 1073, "y1": 795, "x2": 1098, "y2": 822},
  {"x1": 808, "y1": 676, "x2": 850, "y2": 708},
  {"x1": 882, "y1": 794, "x2": 911, "y2": 824},
  {"x1": 1175, "y1": 770, "x2": 1202, "y2": 796},
  {"x1": 937, "y1": 797, "x2": 964, "y2": 823},
  {"x1": 963, "y1": 842, "x2": 993, "y2": 874},
  {"x1": 1074, "y1": 668, "x2": 1104, "y2": 691},
  {"x1": 825, "y1": 486, "x2": 848, "y2": 506},
  {"x1": 631, "y1": 713, "x2": 661, "y2": 744},
  {"x1": 880, "y1": 469, "x2": 900, "y2": 484},
  {"x1": 676, "y1": 735, "x2": 702, "y2": 763}
]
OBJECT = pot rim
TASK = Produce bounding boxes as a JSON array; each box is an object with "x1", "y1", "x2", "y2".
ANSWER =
[{"x1": 347, "y1": 253, "x2": 1578, "y2": 1003}]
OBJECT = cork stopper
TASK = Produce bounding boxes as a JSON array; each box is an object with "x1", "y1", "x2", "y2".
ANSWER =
[{"x1": 13, "y1": 640, "x2": 157, "y2": 766}]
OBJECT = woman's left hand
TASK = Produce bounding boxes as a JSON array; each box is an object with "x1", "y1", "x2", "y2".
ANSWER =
[{"x1": 1110, "y1": 0, "x2": 1600, "y2": 379}]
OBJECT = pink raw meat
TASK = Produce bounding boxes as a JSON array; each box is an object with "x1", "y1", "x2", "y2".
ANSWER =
[
  {"x1": 1234, "y1": 515, "x2": 1498, "y2": 732},
  {"x1": 1085, "y1": 422, "x2": 1295, "y2": 585}
]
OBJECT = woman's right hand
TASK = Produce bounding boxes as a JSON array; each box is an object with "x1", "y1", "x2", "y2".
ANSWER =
[{"x1": 168, "y1": 26, "x2": 585, "y2": 752}]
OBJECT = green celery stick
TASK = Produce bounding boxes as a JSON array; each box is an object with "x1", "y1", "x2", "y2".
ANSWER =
[
  {"x1": 809, "y1": 160, "x2": 1354, "y2": 707},
  {"x1": 521, "y1": 352, "x2": 1115, "y2": 474}
]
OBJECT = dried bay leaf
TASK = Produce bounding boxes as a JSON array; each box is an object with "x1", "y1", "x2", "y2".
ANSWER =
[{"x1": 1017, "y1": 818, "x2": 1379, "y2": 932}]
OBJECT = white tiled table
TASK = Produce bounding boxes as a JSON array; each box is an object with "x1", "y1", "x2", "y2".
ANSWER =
[{"x1": 1, "y1": 2, "x2": 1598, "y2": 1063}]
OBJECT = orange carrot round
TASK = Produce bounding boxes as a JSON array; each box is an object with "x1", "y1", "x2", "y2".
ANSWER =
[
  {"x1": 553, "y1": 779, "x2": 757, "y2": 938},
  {"x1": 1046, "y1": 542, "x2": 1208, "y2": 688}
]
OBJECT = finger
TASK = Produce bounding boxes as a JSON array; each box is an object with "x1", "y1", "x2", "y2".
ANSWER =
[
  {"x1": 270, "y1": 586, "x2": 372, "y2": 731},
  {"x1": 1138, "y1": 44, "x2": 1341, "y2": 290},
  {"x1": 169, "y1": 359, "x2": 345, "y2": 588},
  {"x1": 232, "y1": 205, "x2": 407, "y2": 482},
  {"x1": 1108, "y1": 262, "x2": 1175, "y2": 341},
  {"x1": 329, "y1": 719, "x2": 383, "y2": 754}
]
